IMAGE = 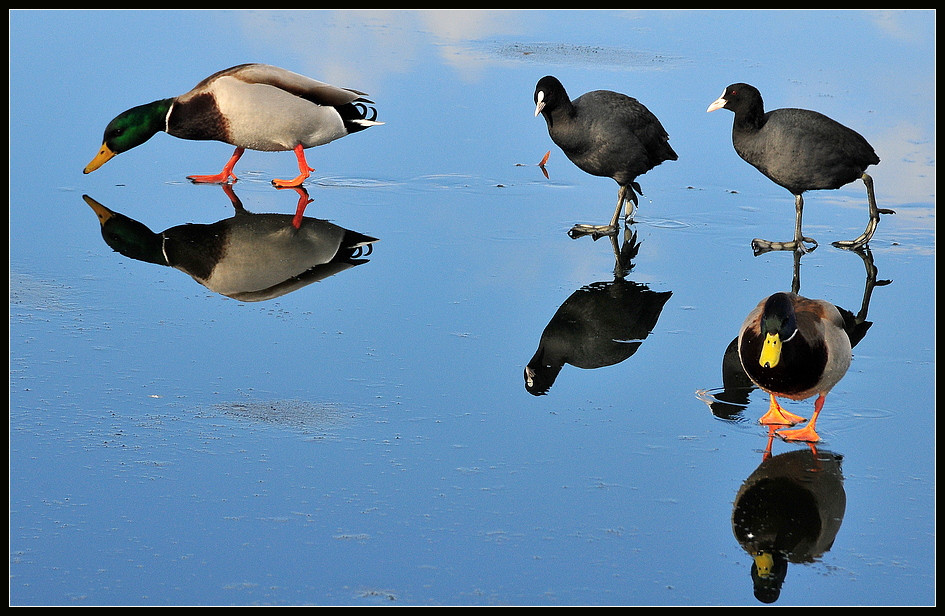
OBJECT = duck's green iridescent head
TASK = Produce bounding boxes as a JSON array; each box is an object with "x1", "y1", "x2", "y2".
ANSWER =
[{"x1": 84, "y1": 98, "x2": 173, "y2": 174}]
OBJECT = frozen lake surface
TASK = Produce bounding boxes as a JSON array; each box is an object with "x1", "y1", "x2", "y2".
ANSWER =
[{"x1": 10, "y1": 10, "x2": 935, "y2": 606}]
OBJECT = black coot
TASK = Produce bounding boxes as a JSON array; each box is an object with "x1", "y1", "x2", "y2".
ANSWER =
[
  {"x1": 534, "y1": 76, "x2": 678, "y2": 238},
  {"x1": 708, "y1": 83, "x2": 892, "y2": 253}
]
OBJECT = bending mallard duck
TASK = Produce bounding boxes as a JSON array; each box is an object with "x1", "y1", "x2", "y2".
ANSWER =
[
  {"x1": 84, "y1": 63, "x2": 382, "y2": 187},
  {"x1": 737, "y1": 292, "x2": 852, "y2": 442}
]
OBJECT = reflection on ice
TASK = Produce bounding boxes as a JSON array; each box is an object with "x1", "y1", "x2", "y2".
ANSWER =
[
  {"x1": 84, "y1": 185, "x2": 378, "y2": 302},
  {"x1": 525, "y1": 230, "x2": 672, "y2": 395},
  {"x1": 732, "y1": 446, "x2": 846, "y2": 604}
]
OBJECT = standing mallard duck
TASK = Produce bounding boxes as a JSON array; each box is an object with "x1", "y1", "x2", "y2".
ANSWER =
[
  {"x1": 737, "y1": 292, "x2": 853, "y2": 442},
  {"x1": 84, "y1": 63, "x2": 382, "y2": 187}
]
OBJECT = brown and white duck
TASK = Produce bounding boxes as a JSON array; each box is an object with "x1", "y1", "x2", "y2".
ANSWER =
[
  {"x1": 84, "y1": 63, "x2": 382, "y2": 187},
  {"x1": 737, "y1": 292, "x2": 852, "y2": 442}
]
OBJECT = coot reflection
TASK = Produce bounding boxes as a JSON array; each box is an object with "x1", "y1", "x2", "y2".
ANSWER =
[
  {"x1": 525, "y1": 230, "x2": 672, "y2": 395},
  {"x1": 84, "y1": 185, "x2": 378, "y2": 302}
]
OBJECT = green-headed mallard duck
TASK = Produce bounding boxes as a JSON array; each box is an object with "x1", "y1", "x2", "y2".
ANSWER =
[
  {"x1": 533, "y1": 76, "x2": 678, "y2": 238},
  {"x1": 737, "y1": 292, "x2": 852, "y2": 442},
  {"x1": 84, "y1": 63, "x2": 383, "y2": 187},
  {"x1": 707, "y1": 83, "x2": 893, "y2": 253}
]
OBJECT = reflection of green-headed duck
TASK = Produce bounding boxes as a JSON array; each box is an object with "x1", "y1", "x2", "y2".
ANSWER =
[
  {"x1": 84, "y1": 194, "x2": 377, "y2": 302},
  {"x1": 737, "y1": 292, "x2": 852, "y2": 442},
  {"x1": 84, "y1": 63, "x2": 382, "y2": 187},
  {"x1": 733, "y1": 448, "x2": 846, "y2": 604}
]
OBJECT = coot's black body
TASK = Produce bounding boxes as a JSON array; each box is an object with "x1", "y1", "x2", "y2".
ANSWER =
[
  {"x1": 708, "y1": 83, "x2": 890, "y2": 253},
  {"x1": 535, "y1": 75, "x2": 677, "y2": 238}
]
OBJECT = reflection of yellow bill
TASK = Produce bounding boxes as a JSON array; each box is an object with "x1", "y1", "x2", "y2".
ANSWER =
[
  {"x1": 83, "y1": 194, "x2": 115, "y2": 225},
  {"x1": 84, "y1": 143, "x2": 117, "y2": 174},
  {"x1": 753, "y1": 551, "x2": 775, "y2": 578}
]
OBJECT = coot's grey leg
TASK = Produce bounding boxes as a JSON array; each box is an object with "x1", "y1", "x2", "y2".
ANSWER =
[
  {"x1": 832, "y1": 173, "x2": 895, "y2": 250},
  {"x1": 569, "y1": 185, "x2": 637, "y2": 240},
  {"x1": 751, "y1": 193, "x2": 819, "y2": 255}
]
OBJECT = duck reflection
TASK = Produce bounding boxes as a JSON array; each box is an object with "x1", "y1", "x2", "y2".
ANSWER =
[
  {"x1": 84, "y1": 185, "x2": 378, "y2": 302},
  {"x1": 700, "y1": 246, "x2": 887, "y2": 435},
  {"x1": 732, "y1": 444, "x2": 846, "y2": 603},
  {"x1": 525, "y1": 230, "x2": 672, "y2": 395}
]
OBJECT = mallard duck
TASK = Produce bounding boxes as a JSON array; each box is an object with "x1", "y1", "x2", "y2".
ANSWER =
[
  {"x1": 533, "y1": 76, "x2": 678, "y2": 238},
  {"x1": 84, "y1": 63, "x2": 383, "y2": 187},
  {"x1": 83, "y1": 189, "x2": 378, "y2": 301},
  {"x1": 707, "y1": 83, "x2": 893, "y2": 253},
  {"x1": 737, "y1": 292, "x2": 852, "y2": 442}
]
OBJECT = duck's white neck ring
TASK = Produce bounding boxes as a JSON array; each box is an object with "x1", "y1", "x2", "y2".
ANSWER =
[{"x1": 164, "y1": 102, "x2": 175, "y2": 132}]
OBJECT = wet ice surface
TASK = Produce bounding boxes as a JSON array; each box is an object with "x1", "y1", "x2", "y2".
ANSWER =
[{"x1": 9, "y1": 10, "x2": 935, "y2": 606}]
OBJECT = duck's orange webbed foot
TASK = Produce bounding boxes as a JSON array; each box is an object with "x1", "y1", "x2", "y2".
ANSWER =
[
  {"x1": 188, "y1": 147, "x2": 244, "y2": 184},
  {"x1": 776, "y1": 394, "x2": 826, "y2": 443},
  {"x1": 777, "y1": 423, "x2": 821, "y2": 443},
  {"x1": 272, "y1": 144, "x2": 314, "y2": 188},
  {"x1": 758, "y1": 394, "x2": 806, "y2": 426}
]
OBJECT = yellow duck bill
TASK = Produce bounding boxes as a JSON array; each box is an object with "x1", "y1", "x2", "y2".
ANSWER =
[{"x1": 84, "y1": 143, "x2": 117, "y2": 174}]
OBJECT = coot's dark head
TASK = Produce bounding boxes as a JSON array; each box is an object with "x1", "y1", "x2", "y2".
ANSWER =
[
  {"x1": 706, "y1": 83, "x2": 764, "y2": 115},
  {"x1": 534, "y1": 75, "x2": 570, "y2": 117}
]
